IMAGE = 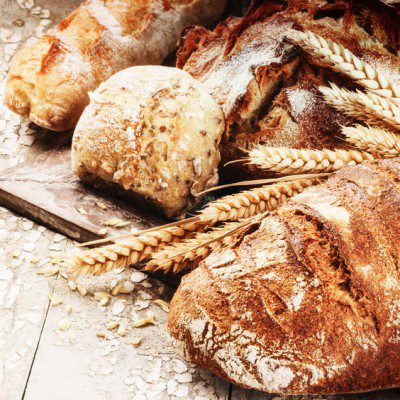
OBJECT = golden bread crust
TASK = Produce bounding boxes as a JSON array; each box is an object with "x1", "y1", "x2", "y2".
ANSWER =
[
  {"x1": 168, "y1": 158, "x2": 400, "y2": 395},
  {"x1": 5, "y1": 0, "x2": 227, "y2": 131},
  {"x1": 71, "y1": 66, "x2": 225, "y2": 218}
]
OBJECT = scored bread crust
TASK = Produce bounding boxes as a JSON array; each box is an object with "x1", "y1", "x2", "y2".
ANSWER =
[
  {"x1": 168, "y1": 157, "x2": 400, "y2": 395},
  {"x1": 4, "y1": 0, "x2": 227, "y2": 132},
  {"x1": 71, "y1": 66, "x2": 225, "y2": 218}
]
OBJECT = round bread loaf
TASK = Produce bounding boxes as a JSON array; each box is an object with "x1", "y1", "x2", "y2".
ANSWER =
[
  {"x1": 72, "y1": 66, "x2": 225, "y2": 218},
  {"x1": 168, "y1": 158, "x2": 400, "y2": 395}
]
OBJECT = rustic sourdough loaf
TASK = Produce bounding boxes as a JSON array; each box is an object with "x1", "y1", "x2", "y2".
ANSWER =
[
  {"x1": 177, "y1": 0, "x2": 400, "y2": 180},
  {"x1": 71, "y1": 66, "x2": 225, "y2": 218},
  {"x1": 5, "y1": 0, "x2": 227, "y2": 131},
  {"x1": 168, "y1": 157, "x2": 400, "y2": 395}
]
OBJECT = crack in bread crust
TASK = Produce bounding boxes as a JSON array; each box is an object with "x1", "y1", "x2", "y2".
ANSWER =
[{"x1": 168, "y1": 158, "x2": 400, "y2": 395}]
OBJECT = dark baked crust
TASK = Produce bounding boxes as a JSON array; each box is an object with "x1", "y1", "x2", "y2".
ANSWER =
[
  {"x1": 177, "y1": 0, "x2": 400, "y2": 181},
  {"x1": 168, "y1": 158, "x2": 400, "y2": 395}
]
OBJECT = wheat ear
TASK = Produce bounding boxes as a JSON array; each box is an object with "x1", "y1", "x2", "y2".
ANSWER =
[
  {"x1": 289, "y1": 30, "x2": 400, "y2": 103},
  {"x1": 248, "y1": 146, "x2": 374, "y2": 174},
  {"x1": 343, "y1": 124, "x2": 400, "y2": 158},
  {"x1": 198, "y1": 178, "x2": 321, "y2": 223},
  {"x1": 63, "y1": 221, "x2": 201, "y2": 275},
  {"x1": 146, "y1": 216, "x2": 262, "y2": 274},
  {"x1": 320, "y1": 84, "x2": 400, "y2": 132}
]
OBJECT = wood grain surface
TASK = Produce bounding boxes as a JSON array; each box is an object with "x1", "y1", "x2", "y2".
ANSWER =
[{"x1": 0, "y1": 0, "x2": 399, "y2": 400}]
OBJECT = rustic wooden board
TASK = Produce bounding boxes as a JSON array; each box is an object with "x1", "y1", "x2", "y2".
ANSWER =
[{"x1": 0, "y1": 148, "x2": 164, "y2": 243}]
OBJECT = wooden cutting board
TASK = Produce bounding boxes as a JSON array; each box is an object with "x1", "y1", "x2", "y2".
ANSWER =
[{"x1": 0, "y1": 148, "x2": 164, "y2": 243}]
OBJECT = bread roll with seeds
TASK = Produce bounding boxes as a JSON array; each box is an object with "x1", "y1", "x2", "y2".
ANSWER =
[
  {"x1": 168, "y1": 158, "x2": 400, "y2": 395},
  {"x1": 4, "y1": 0, "x2": 227, "y2": 131},
  {"x1": 72, "y1": 66, "x2": 224, "y2": 218}
]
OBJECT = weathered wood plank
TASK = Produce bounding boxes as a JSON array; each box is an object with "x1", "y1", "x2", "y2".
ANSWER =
[
  {"x1": 23, "y1": 272, "x2": 230, "y2": 400},
  {"x1": 0, "y1": 149, "x2": 163, "y2": 243},
  {"x1": 0, "y1": 209, "x2": 62, "y2": 400}
]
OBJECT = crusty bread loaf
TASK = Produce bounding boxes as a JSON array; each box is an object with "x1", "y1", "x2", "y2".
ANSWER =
[
  {"x1": 72, "y1": 66, "x2": 225, "y2": 218},
  {"x1": 4, "y1": 0, "x2": 227, "y2": 132},
  {"x1": 177, "y1": 0, "x2": 400, "y2": 180},
  {"x1": 168, "y1": 157, "x2": 400, "y2": 395}
]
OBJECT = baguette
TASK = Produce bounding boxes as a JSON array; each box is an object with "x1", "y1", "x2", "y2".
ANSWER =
[
  {"x1": 168, "y1": 158, "x2": 400, "y2": 395},
  {"x1": 5, "y1": 0, "x2": 227, "y2": 131}
]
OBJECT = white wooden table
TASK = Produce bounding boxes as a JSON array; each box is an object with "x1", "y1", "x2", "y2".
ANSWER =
[{"x1": 1, "y1": 1, "x2": 400, "y2": 399}]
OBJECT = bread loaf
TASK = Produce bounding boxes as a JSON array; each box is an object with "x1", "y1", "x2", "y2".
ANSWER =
[
  {"x1": 177, "y1": 0, "x2": 400, "y2": 180},
  {"x1": 5, "y1": 0, "x2": 227, "y2": 132},
  {"x1": 72, "y1": 66, "x2": 224, "y2": 218},
  {"x1": 168, "y1": 157, "x2": 400, "y2": 395}
]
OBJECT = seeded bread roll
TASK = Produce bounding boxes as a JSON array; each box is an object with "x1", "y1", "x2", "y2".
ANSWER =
[
  {"x1": 168, "y1": 158, "x2": 400, "y2": 395},
  {"x1": 4, "y1": 0, "x2": 227, "y2": 132},
  {"x1": 72, "y1": 66, "x2": 225, "y2": 218}
]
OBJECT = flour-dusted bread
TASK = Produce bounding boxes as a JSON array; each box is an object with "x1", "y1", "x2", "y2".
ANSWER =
[
  {"x1": 4, "y1": 0, "x2": 227, "y2": 132},
  {"x1": 168, "y1": 158, "x2": 400, "y2": 395},
  {"x1": 177, "y1": 0, "x2": 400, "y2": 180},
  {"x1": 72, "y1": 66, "x2": 224, "y2": 218}
]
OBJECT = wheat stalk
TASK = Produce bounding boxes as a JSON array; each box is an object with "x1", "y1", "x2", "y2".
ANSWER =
[
  {"x1": 64, "y1": 220, "x2": 201, "y2": 275},
  {"x1": 198, "y1": 178, "x2": 321, "y2": 223},
  {"x1": 146, "y1": 215, "x2": 263, "y2": 274},
  {"x1": 320, "y1": 84, "x2": 400, "y2": 132},
  {"x1": 248, "y1": 146, "x2": 374, "y2": 174},
  {"x1": 289, "y1": 30, "x2": 400, "y2": 103},
  {"x1": 343, "y1": 124, "x2": 400, "y2": 158}
]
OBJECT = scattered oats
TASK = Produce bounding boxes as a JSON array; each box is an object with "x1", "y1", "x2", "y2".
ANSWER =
[
  {"x1": 94, "y1": 291, "x2": 110, "y2": 301},
  {"x1": 20, "y1": 219, "x2": 33, "y2": 230},
  {"x1": 176, "y1": 372, "x2": 192, "y2": 383},
  {"x1": 94, "y1": 292, "x2": 111, "y2": 306},
  {"x1": 68, "y1": 281, "x2": 77, "y2": 291},
  {"x1": 132, "y1": 314, "x2": 156, "y2": 328},
  {"x1": 111, "y1": 284, "x2": 121, "y2": 296},
  {"x1": 65, "y1": 305, "x2": 73, "y2": 315},
  {"x1": 130, "y1": 271, "x2": 147, "y2": 283},
  {"x1": 30, "y1": 257, "x2": 40, "y2": 264},
  {"x1": 97, "y1": 332, "x2": 106, "y2": 339},
  {"x1": 98, "y1": 228, "x2": 108, "y2": 236},
  {"x1": 106, "y1": 321, "x2": 120, "y2": 330},
  {"x1": 58, "y1": 318, "x2": 70, "y2": 332},
  {"x1": 100, "y1": 367, "x2": 114, "y2": 375},
  {"x1": 78, "y1": 208, "x2": 88, "y2": 215},
  {"x1": 101, "y1": 218, "x2": 129, "y2": 227},
  {"x1": 119, "y1": 281, "x2": 135, "y2": 294},
  {"x1": 53, "y1": 233, "x2": 65, "y2": 243},
  {"x1": 49, "y1": 295, "x2": 63, "y2": 306},
  {"x1": 138, "y1": 290, "x2": 152, "y2": 300},
  {"x1": 26, "y1": 231, "x2": 41, "y2": 242},
  {"x1": 99, "y1": 296, "x2": 110, "y2": 307},
  {"x1": 133, "y1": 300, "x2": 150, "y2": 311},
  {"x1": 112, "y1": 300, "x2": 125, "y2": 315},
  {"x1": 129, "y1": 336, "x2": 142, "y2": 347},
  {"x1": 125, "y1": 377, "x2": 135, "y2": 385},
  {"x1": 145, "y1": 311, "x2": 156, "y2": 320},
  {"x1": 37, "y1": 266, "x2": 59, "y2": 276},
  {"x1": 96, "y1": 201, "x2": 107, "y2": 210},
  {"x1": 117, "y1": 325, "x2": 127, "y2": 337},
  {"x1": 76, "y1": 285, "x2": 87, "y2": 296},
  {"x1": 153, "y1": 299, "x2": 169, "y2": 312},
  {"x1": 173, "y1": 360, "x2": 188, "y2": 374}
]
